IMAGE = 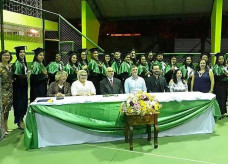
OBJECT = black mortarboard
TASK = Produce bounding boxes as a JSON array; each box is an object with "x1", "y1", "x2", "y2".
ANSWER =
[
  {"x1": 201, "y1": 52, "x2": 211, "y2": 58},
  {"x1": 14, "y1": 46, "x2": 26, "y2": 53},
  {"x1": 137, "y1": 54, "x2": 146, "y2": 60},
  {"x1": 154, "y1": 51, "x2": 164, "y2": 58},
  {"x1": 89, "y1": 48, "x2": 99, "y2": 53},
  {"x1": 214, "y1": 53, "x2": 224, "y2": 57},
  {"x1": 32, "y1": 47, "x2": 44, "y2": 56},
  {"x1": 77, "y1": 48, "x2": 87, "y2": 54},
  {"x1": 67, "y1": 51, "x2": 77, "y2": 57},
  {"x1": 113, "y1": 48, "x2": 121, "y2": 54}
]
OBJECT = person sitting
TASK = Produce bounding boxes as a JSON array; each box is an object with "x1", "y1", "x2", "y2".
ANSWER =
[
  {"x1": 169, "y1": 69, "x2": 188, "y2": 92},
  {"x1": 145, "y1": 64, "x2": 169, "y2": 92},
  {"x1": 47, "y1": 71, "x2": 71, "y2": 97},
  {"x1": 124, "y1": 65, "x2": 147, "y2": 93},
  {"x1": 100, "y1": 67, "x2": 123, "y2": 94},
  {"x1": 71, "y1": 70, "x2": 96, "y2": 96}
]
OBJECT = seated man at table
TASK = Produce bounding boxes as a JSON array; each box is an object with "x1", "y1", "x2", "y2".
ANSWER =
[
  {"x1": 100, "y1": 67, "x2": 123, "y2": 94},
  {"x1": 145, "y1": 64, "x2": 169, "y2": 92},
  {"x1": 124, "y1": 65, "x2": 147, "y2": 93},
  {"x1": 71, "y1": 70, "x2": 96, "y2": 96}
]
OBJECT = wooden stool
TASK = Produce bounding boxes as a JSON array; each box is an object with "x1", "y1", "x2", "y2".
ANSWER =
[{"x1": 124, "y1": 113, "x2": 159, "y2": 150}]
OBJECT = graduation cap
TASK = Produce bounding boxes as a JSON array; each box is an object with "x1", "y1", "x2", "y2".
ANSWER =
[
  {"x1": 14, "y1": 46, "x2": 26, "y2": 53},
  {"x1": 214, "y1": 53, "x2": 224, "y2": 57},
  {"x1": 89, "y1": 48, "x2": 99, "y2": 54},
  {"x1": 137, "y1": 54, "x2": 146, "y2": 60},
  {"x1": 77, "y1": 48, "x2": 87, "y2": 55},
  {"x1": 67, "y1": 51, "x2": 77, "y2": 57},
  {"x1": 113, "y1": 48, "x2": 121, "y2": 54},
  {"x1": 32, "y1": 47, "x2": 44, "y2": 56},
  {"x1": 201, "y1": 52, "x2": 211, "y2": 58},
  {"x1": 154, "y1": 51, "x2": 164, "y2": 58}
]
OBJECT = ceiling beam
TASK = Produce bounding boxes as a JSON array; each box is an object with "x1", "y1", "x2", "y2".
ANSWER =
[{"x1": 105, "y1": 13, "x2": 211, "y2": 21}]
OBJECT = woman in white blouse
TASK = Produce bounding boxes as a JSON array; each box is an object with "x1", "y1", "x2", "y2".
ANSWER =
[
  {"x1": 71, "y1": 70, "x2": 96, "y2": 96},
  {"x1": 169, "y1": 69, "x2": 188, "y2": 92}
]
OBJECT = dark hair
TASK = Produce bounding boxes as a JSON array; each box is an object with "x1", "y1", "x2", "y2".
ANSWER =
[
  {"x1": 173, "y1": 69, "x2": 185, "y2": 84},
  {"x1": 169, "y1": 55, "x2": 177, "y2": 65},
  {"x1": 183, "y1": 55, "x2": 193, "y2": 68},
  {"x1": 0, "y1": 50, "x2": 13, "y2": 63},
  {"x1": 78, "y1": 51, "x2": 88, "y2": 64},
  {"x1": 215, "y1": 53, "x2": 226, "y2": 66},
  {"x1": 16, "y1": 49, "x2": 27, "y2": 66},
  {"x1": 152, "y1": 64, "x2": 160, "y2": 70},
  {"x1": 69, "y1": 53, "x2": 78, "y2": 66},
  {"x1": 196, "y1": 59, "x2": 208, "y2": 72},
  {"x1": 201, "y1": 52, "x2": 210, "y2": 65},
  {"x1": 103, "y1": 53, "x2": 111, "y2": 66}
]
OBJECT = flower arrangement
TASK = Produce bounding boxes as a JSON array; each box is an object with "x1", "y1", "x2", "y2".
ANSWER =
[{"x1": 121, "y1": 91, "x2": 162, "y2": 116}]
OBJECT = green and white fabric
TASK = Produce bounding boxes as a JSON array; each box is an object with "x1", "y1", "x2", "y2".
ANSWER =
[{"x1": 24, "y1": 92, "x2": 221, "y2": 149}]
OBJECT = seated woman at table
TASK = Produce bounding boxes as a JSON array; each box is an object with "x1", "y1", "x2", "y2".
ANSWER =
[
  {"x1": 47, "y1": 71, "x2": 71, "y2": 97},
  {"x1": 169, "y1": 69, "x2": 188, "y2": 92},
  {"x1": 71, "y1": 70, "x2": 96, "y2": 96}
]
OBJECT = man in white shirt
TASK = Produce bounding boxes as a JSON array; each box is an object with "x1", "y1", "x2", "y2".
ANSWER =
[{"x1": 124, "y1": 65, "x2": 147, "y2": 93}]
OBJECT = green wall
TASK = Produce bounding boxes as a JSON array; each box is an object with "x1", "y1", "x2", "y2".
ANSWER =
[
  {"x1": 81, "y1": 1, "x2": 100, "y2": 49},
  {"x1": 1, "y1": 10, "x2": 58, "y2": 63}
]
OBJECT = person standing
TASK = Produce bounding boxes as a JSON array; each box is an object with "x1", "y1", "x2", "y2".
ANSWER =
[
  {"x1": 191, "y1": 59, "x2": 214, "y2": 93},
  {"x1": 64, "y1": 51, "x2": 79, "y2": 84},
  {"x1": 213, "y1": 53, "x2": 228, "y2": 119},
  {"x1": 46, "y1": 52, "x2": 64, "y2": 84},
  {"x1": 12, "y1": 46, "x2": 28, "y2": 129},
  {"x1": 111, "y1": 48, "x2": 122, "y2": 80},
  {"x1": 30, "y1": 48, "x2": 48, "y2": 102},
  {"x1": 0, "y1": 50, "x2": 13, "y2": 137},
  {"x1": 77, "y1": 48, "x2": 88, "y2": 72},
  {"x1": 88, "y1": 48, "x2": 103, "y2": 94},
  {"x1": 179, "y1": 55, "x2": 194, "y2": 91}
]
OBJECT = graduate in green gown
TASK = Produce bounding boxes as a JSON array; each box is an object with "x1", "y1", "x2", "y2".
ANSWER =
[
  {"x1": 137, "y1": 54, "x2": 151, "y2": 79},
  {"x1": 64, "y1": 51, "x2": 79, "y2": 84},
  {"x1": 146, "y1": 51, "x2": 154, "y2": 71},
  {"x1": 119, "y1": 52, "x2": 131, "y2": 85},
  {"x1": 30, "y1": 47, "x2": 48, "y2": 102},
  {"x1": 201, "y1": 52, "x2": 212, "y2": 69},
  {"x1": 129, "y1": 49, "x2": 138, "y2": 65},
  {"x1": 179, "y1": 55, "x2": 194, "y2": 91},
  {"x1": 77, "y1": 48, "x2": 88, "y2": 72},
  {"x1": 101, "y1": 52, "x2": 112, "y2": 76},
  {"x1": 88, "y1": 48, "x2": 103, "y2": 94},
  {"x1": 46, "y1": 52, "x2": 64, "y2": 84},
  {"x1": 164, "y1": 55, "x2": 178, "y2": 84},
  {"x1": 12, "y1": 46, "x2": 28, "y2": 129},
  {"x1": 111, "y1": 48, "x2": 122, "y2": 80},
  {"x1": 153, "y1": 52, "x2": 167, "y2": 76},
  {"x1": 213, "y1": 53, "x2": 228, "y2": 118}
]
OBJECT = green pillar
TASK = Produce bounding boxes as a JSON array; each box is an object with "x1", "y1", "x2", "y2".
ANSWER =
[
  {"x1": 211, "y1": 0, "x2": 223, "y2": 54},
  {"x1": 81, "y1": 0, "x2": 100, "y2": 49}
]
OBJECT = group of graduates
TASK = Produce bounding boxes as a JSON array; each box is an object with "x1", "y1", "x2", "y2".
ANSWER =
[{"x1": 0, "y1": 46, "x2": 228, "y2": 140}]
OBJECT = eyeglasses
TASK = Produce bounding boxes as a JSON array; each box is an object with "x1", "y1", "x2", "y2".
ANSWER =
[
  {"x1": 3, "y1": 55, "x2": 10, "y2": 57},
  {"x1": 107, "y1": 71, "x2": 114, "y2": 72},
  {"x1": 80, "y1": 74, "x2": 87, "y2": 76}
]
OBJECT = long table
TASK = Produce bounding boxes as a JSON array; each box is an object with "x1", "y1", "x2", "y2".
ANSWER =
[{"x1": 24, "y1": 92, "x2": 221, "y2": 149}]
